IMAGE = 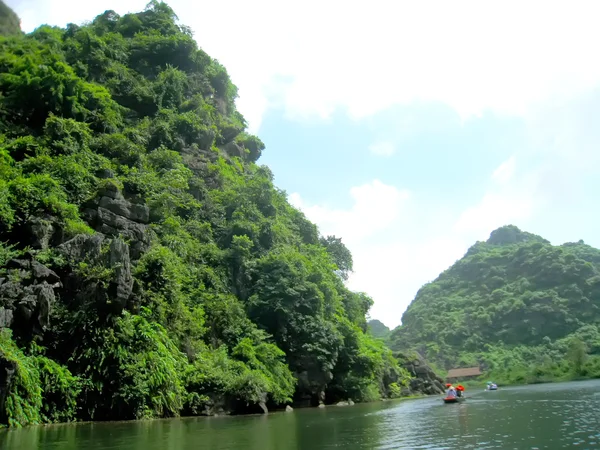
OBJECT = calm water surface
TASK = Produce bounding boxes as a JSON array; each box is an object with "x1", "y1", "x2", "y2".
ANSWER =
[{"x1": 3, "y1": 380, "x2": 600, "y2": 449}]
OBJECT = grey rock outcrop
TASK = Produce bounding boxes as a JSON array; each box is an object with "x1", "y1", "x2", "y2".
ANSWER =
[
  {"x1": 26, "y1": 216, "x2": 61, "y2": 249},
  {"x1": 0, "y1": 255, "x2": 61, "y2": 336},
  {"x1": 82, "y1": 182, "x2": 151, "y2": 260},
  {"x1": 0, "y1": 358, "x2": 16, "y2": 425},
  {"x1": 202, "y1": 395, "x2": 232, "y2": 416},
  {"x1": 58, "y1": 234, "x2": 135, "y2": 313},
  {"x1": 336, "y1": 399, "x2": 355, "y2": 407},
  {"x1": 395, "y1": 351, "x2": 445, "y2": 396},
  {"x1": 294, "y1": 367, "x2": 333, "y2": 407}
]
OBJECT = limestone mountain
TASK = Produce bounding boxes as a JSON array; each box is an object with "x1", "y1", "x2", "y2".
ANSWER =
[
  {"x1": 0, "y1": 1, "x2": 21, "y2": 36},
  {"x1": 390, "y1": 225, "x2": 600, "y2": 383},
  {"x1": 367, "y1": 319, "x2": 391, "y2": 341},
  {"x1": 0, "y1": 2, "x2": 412, "y2": 427}
]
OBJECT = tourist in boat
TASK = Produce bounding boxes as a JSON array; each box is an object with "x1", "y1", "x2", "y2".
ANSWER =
[
  {"x1": 456, "y1": 385, "x2": 465, "y2": 397},
  {"x1": 445, "y1": 384, "x2": 457, "y2": 398}
]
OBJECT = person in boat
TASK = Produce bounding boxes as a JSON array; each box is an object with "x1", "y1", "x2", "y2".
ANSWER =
[
  {"x1": 456, "y1": 385, "x2": 465, "y2": 397},
  {"x1": 445, "y1": 383, "x2": 457, "y2": 398}
]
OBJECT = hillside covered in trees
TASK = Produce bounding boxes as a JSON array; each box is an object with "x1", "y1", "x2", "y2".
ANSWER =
[
  {"x1": 390, "y1": 225, "x2": 600, "y2": 384},
  {"x1": 0, "y1": 1, "x2": 21, "y2": 36},
  {"x1": 0, "y1": 2, "x2": 413, "y2": 427},
  {"x1": 367, "y1": 319, "x2": 391, "y2": 341}
]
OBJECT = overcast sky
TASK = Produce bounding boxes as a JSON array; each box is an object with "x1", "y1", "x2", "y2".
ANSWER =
[{"x1": 9, "y1": 0, "x2": 600, "y2": 328}]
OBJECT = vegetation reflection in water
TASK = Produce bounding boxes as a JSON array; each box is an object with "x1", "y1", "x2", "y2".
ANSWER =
[{"x1": 3, "y1": 380, "x2": 600, "y2": 450}]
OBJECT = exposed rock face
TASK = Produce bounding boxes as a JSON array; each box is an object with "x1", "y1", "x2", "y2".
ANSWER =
[
  {"x1": 0, "y1": 256, "x2": 62, "y2": 418},
  {"x1": 221, "y1": 141, "x2": 245, "y2": 159},
  {"x1": 395, "y1": 351, "x2": 445, "y2": 396},
  {"x1": 336, "y1": 399, "x2": 355, "y2": 407},
  {"x1": 294, "y1": 367, "x2": 333, "y2": 407},
  {"x1": 82, "y1": 182, "x2": 151, "y2": 260},
  {"x1": 58, "y1": 234, "x2": 135, "y2": 313},
  {"x1": 202, "y1": 395, "x2": 232, "y2": 416},
  {"x1": 0, "y1": 255, "x2": 61, "y2": 337},
  {"x1": 0, "y1": 358, "x2": 16, "y2": 425},
  {"x1": 26, "y1": 216, "x2": 62, "y2": 249}
]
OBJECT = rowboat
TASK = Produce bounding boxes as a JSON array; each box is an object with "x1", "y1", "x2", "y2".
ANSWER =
[{"x1": 442, "y1": 396, "x2": 465, "y2": 404}]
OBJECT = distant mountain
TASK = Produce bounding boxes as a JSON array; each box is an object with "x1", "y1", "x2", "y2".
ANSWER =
[
  {"x1": 390, "y1": 225, "x2": 600, "y2": 384},
  {"x1": 0, "y1": 1, "x2": 21, "y2": 36},
  {"x1": 368, "y1": 319, "x2": 391, "y2": 340}
]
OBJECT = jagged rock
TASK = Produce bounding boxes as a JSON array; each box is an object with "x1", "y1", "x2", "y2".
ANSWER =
[
  {"x1": 295, "y1": 369, "x2": 333, "y2": 407},
  {"x1": 396, "y1": 351, "x2": 445, "y2": 396},
  {"x1": 27, "y1": 217, "x2": 56, "y2": 249},
  {"x1": 221, "y1": 141, "x2": 244, "y2": 158},
  {"x1": 57, "y1": 235, "x2": 134, "y2": 314},
  {"x1": 0, "y1": 308, "x2": 13, "y2": 328},
  {"x1": 81, "y1": 185, "x2": 151, "y2": 260},
  {"x1": 98, "y1": 180, "x2": 122, "y2": 199},
  {"x1": 199, "y1": 128, "x2": 217, "y2": 149},
  {"x1": 97, "y1": 168, "x2": 115, "y2": 179},
  {"x1": 58, "y1": 234, "x2": 105, "y2": 261},
  {"x1": 285, "y1": 405, "x2": 293, "y2": 412},
  {"x1": 107, "y1": 239, "x2": 133, "y2": 310},
  {"x1": 318, "y1": 402, "x2": 325, "y2": 408},
  {"x1": 336, "y1": 400, "x2": 350, "y2": 407},
  {"x1": 0, "y1": 357, "x2": 16, "y2": 425},
  {"x1": 31, "y1": 261, "x2": 61, "y2": 286},
  {"x1": 0, "y1": 257, "x2": 61, "y2": 336},
  {"x1": 98, "y1": 196, "x2": 149, "y2": 223},
  {"x1": 202, "y1": 395, "x2": 232, "y2": 416},
  {"x1": 17, "y1": 283, "x2": 53, "y2": 333},
  {"x1": 348, "y1": 398, "x2": 354, "y2": 406}
]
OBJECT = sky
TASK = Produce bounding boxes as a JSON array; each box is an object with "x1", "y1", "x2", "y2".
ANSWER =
[{"x1": 8, "y1": 0, "x2": 600, "y2": 328}]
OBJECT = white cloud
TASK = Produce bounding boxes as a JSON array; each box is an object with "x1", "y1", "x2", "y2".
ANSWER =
[
  {"x1": 454, "y1": 192, "x2": 534, "y2": 240},
  {"x1": 10, "y1": 0, "x2": 600, "y2": 131},
  {"x1": 289, "y1": 180, "x2": 409, "y2": 243},
  {"x1": 368, "y1": 141, "x2": 396, "y2": 157},
  {"x1": 290, "y1": 181, "x2": 473, "y2": 327},
  {"x1": 492, "y1": 156, "x2": 516, "y2": 184},
  {"x1": 454, "y1": 157, "x2": 537, "y2": 240}
]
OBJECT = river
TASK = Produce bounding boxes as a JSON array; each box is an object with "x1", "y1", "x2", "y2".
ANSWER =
[{"x1": 2, "y1": 380, "x2": 600, "y2": 449}]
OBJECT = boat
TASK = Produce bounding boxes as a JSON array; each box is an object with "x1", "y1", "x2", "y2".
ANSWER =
[
  {"x1": 486, "y1": 382, "x2": 498, "y2": 391},
  {"x1": 442, "y1": 396, "x2": 465, "y2": 404}
]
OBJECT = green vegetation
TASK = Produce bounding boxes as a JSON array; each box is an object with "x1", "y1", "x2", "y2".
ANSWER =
[
  {"x1": 0, "y1": 1, "x2": 21, "y2": 36},
  {"x1": 367, "y1": 319, "x2": 391, "y2": 341},
  {"x1": 390, "y1": 225, "x2": 600, "y2": 385},
  {"x1": 0, "y1": 2, "x2": 411, "y2": 427}
]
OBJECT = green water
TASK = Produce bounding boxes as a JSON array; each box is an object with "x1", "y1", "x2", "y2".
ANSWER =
[{"x1": 3, "y1": 380, "x2": 600, "y2": 449}]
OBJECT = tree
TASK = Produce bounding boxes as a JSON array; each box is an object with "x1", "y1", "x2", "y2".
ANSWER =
[
  {"x1": 567, "y1": 337, "x2": 587, "y2": 376},
  {"x1": 0, "y1": 2, "x2": 408, "y2": 426},
  {"x1": 319, "y1": 235, "x2": 353, "y2": 280}
]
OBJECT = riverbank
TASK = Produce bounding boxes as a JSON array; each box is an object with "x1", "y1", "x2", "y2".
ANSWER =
[
  {"x1": 0, "y1": 393, "x2": 437, "y2": 430},
  {"x1": 455, "y1": 372, "x2": 600, "y2": 392}
]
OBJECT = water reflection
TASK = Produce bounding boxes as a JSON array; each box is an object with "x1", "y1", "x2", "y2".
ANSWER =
[{"x1": 3, "y1": 380, "x2": 600, "y2": 450}]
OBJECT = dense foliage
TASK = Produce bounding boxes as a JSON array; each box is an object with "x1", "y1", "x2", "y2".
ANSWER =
[
  {"x1": 367, "y1": 319, "x2": 391, "y2": 341},
  {"x1": 0, "y1": 2, "x2": 410, "y2": 427},
  {"x1": 0, "y1": 1, "x2": 21, "y2": 36},
  {"x1": 390, "y1": 225, "x2": 600, "y2": 384}
]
